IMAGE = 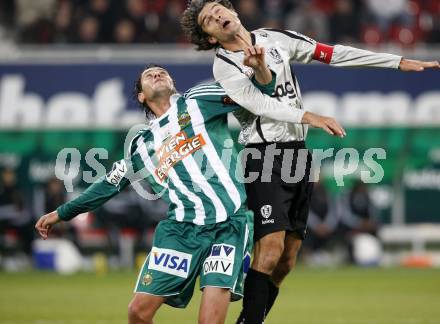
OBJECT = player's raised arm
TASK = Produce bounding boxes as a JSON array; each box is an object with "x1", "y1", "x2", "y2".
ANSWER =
[
  {"x1": 266, "y1": 28, "x2": 439, "y2": 71},
  {"x1": 35, "y1": 158, "x2": 136, "y2": 240},
  {"x1": 215, "y1": 45, "x2": 345, "y2": 137},
  {"x1": 214, "y1": 52, "x2": 304, "y2": 123}
]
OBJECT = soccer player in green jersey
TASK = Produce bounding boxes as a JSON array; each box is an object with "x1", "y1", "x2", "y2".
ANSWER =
[{"x1": 35, "y1": 57, "x2": 343, "y2": 322}]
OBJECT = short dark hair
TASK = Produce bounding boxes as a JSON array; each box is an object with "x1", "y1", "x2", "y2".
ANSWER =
[
  {"x1": 133, "y1": 63, "x2": 176, "y2": 120},
  {"x1": 181, "y1": 0, "x2": 234, "y2": 51}
]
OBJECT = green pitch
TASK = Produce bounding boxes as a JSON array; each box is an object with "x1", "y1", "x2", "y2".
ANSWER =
[{"x1": 1, "y1": 267, "x2": 439, "y2": 323}]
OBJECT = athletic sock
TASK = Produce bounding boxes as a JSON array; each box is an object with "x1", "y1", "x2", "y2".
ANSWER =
[
  {"x1": 236, "y1": 268, "x2": 270, "y2": 324},
  {"x1": 265, "y1": 280, "x2": 280, "y2": 318}
]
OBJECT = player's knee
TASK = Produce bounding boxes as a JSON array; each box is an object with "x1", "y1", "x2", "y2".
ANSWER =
[
  {"x1": 198, "y1": 310, "x2": 222, "y2": 324},
  {"x1": 254, "y1": 236, "x2": 284, "y2": 272},
  {"x1": 128, "y1": 299, "x2": 153, "y2": 322},
  {"x1": 278, "y1": 253, "x2": 297, "y2": 274}
]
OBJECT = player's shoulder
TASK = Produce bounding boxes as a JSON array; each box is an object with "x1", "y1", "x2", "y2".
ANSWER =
[
  {"x1": 183, "y1": 82, "x2": 226, "y2": 100},
  {"x1": 128, "y1": 126, "x2": 152, "y2": 155},
  {"x1": 259, "y1": 28, "x2": 315, "y2": 44}
]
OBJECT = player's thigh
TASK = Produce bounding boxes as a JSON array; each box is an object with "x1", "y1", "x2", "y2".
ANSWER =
[
  {"x1": 199, "y1": 286, "x2": 230, "y2": 324},
  {"x1": 246, "y1": 178, "x2": 293, "y2": 243},
  {"x1": 200, "y1": 213, "x2": 251, "y2": 302},
  {"x1": 287, "y1": 152, "x2": 314, "y2": 240}
]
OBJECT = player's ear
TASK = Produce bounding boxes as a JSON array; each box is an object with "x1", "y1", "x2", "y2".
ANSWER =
[
  {"x1": 208, "y1": 35, "x2": 218, "y2": 45},
  {"x1": 138, "y1": 92, "x2": 145, "y2": 104}
]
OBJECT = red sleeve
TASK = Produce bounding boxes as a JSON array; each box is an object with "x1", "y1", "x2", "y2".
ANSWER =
[{"x1": 313, "y1": 43, "x2": 334, "y2": 64}]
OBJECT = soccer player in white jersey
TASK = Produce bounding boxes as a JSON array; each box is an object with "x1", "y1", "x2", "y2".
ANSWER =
[
  {"x1": 181, "y1": 1, "x2": 439, "y2": 323},
  {"x1": 35, "y1": 60, "x2": 342, "y2": 323}
]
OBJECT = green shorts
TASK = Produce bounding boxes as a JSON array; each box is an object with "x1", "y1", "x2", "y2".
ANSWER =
[{"x1": 134, "y1": 210, "x2": 253, "y2": 308}]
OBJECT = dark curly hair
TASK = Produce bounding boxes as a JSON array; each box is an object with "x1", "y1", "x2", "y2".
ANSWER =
[
  {"x1": 181, "y1": 0, "x2": 235, "y2": 51},
  {"x1": 133, "y1": 64, "x2": 176, "y2": 120}
]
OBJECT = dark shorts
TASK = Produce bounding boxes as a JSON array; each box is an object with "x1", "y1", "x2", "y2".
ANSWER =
[{"x1": 244, "y1": 141, "x2": 313, "y2": 242}]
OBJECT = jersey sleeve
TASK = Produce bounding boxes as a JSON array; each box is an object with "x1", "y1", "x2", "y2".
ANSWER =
[
  {"x1": 56, "y1": 135, "x2": 144, "y2": 221},
  {"x1": 184, "y1": 81, "x2": 252, "y2": 120},
  {"x1": 265, "y1": 28, "x2": 402, "y2": 68},
  {"x1": 213, "y1": 55, "x2": 305, "y2": 123},
  {"x1": 264, "y1": 28, "x2": 317, "y2": 64},
  {"x1": 329, "y1": 45, "x2": 402, "y2": 69}
]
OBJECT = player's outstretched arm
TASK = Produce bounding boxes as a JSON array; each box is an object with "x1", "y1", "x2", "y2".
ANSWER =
[
  {"x1": 302, "y1": 111, "x2": 346, "y2": 138},
  {"x1": 399, "y1": 59, "x2": 440, "y2": 72},
  {"x1": 35, "y1": 210, "x2": 61, "y2": 240}
]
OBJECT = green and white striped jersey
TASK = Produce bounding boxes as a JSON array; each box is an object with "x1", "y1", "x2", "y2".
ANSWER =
[{"x1": 57, "y1": 82, "x2": 247, "y2": 225}]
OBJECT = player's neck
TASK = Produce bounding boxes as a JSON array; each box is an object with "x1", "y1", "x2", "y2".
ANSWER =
[
  {"x1": 221, "y1": 27, "x2": 252, "y2": 52},
  {"x1": 148, "y1": 96, "x2": 171, "y2": 118}
]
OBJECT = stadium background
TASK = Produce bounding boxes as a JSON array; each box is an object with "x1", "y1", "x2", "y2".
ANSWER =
[{"x1": 1, "y1": 0, "x2": 440, "y2": 323}]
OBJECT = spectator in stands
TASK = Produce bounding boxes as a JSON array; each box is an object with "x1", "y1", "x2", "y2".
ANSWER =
[
  {"x1": 303, "y1": 181, "x2": 339, "y2": 254},
  {"x1": 424, "y1": 0, "x2": 440, "y2": 44},
  {"x1": 237, "y1": 0, "x2": 264, "y2": 32},
  {"x1": 84, "y1": 0, "x2": 115, "y2": 43},
  {"x1": 114, "y1": 18, "x2": 136, "y2": 43},
  {"x1": 1, "y1": 0, "x2": 440, "y2": 45},
  {"x1": 329, "y1": 0, "x2": 362, "y2": 43},
  {"x1": 32, "y1": 177, "x2": 77, "y2": 243},
  {"x1": 74, "y1": 15, "x2": 100, "y2": 43},
  {"x1": 285, "y1": 0, "x2": 329, "y2": 42},
  {"x1": 53, "y1": 0, "x2": 74, "y2": 43},
  {"x1": 44, "y1": 177, "x2": 66, "y2": 213},
  {"x1": 365, "y1": 0, "x2": 412, "y2": 32},
  {"x1": 337, "y1": 180, "x2": 379, "y2": 262},
  {"x1": 157, "y1": 0, "x2": 186, "y2": 43},
  {"x1": 0, "y1": 168, "x2": 33, "y2": 256}
]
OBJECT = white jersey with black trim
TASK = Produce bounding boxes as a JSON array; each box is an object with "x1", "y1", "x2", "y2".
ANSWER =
[{"x1": 213, "y1": 28, "x2": 402, "y2": 144}]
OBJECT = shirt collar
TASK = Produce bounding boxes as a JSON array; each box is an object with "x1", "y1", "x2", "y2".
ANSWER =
[{"x1": 148, "y1": 93, "x2": 181, "y2": 127}]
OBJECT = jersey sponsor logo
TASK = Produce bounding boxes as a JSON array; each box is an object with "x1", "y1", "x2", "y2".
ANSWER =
[
  {"x1": 243, "y1": 66, "x2": 254, "y2": 78},
  {"x1": 155, "y1": 131, "x2": 206, "y2": 181},
  {"x1": 105, "y1": 160, "x2": 127, "y2": 186},
  {"x1": 272, "y1": 81, "x2": 296, "y2": 100},
  {"x1": 261, "y1": 204, "x2": 275, "y2": 224},
  {"x1": 267, "y1": 47, "x2": 283, "y2": 64},
  {"x1": 148, "y1": 247, "x2": 192, "y2": 278},
  {"x1": 203, "y1": 244, "x2": 235, "y2": 276}
]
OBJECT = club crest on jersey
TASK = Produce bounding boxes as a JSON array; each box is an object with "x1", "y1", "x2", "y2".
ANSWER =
[
  {"x1": 268, "y1": 47, "x2": 283, "y2": 64},
  {"x1": 142, "y1": 272, "x2": 153, "y2": 286},
  {"x1": 155, "y1": 131, "x2": 206, "y2": 181},
  {"x1": 178, "y1": 112, "x2": 191, "y2": 129},
  {"x1": 148, "y1": 247, "x2": 192, "y2": 278},
  {"x1": 260, "y1": 205, "x2": 272, "y2": 218},
  {"x1": 261, "y1": 205, "x2": 274, "y2": 224},
  {"x1": 203, "y1": 244, "x2": 236, "y2": 276}
]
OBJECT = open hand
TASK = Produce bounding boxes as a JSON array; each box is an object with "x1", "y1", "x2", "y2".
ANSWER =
[
  {"x1": 302, "y1": 112, "x2": 346, "y2": 137},
  {"x1": 399, "y1": 59, "x2": 440, "y2": 71}
]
